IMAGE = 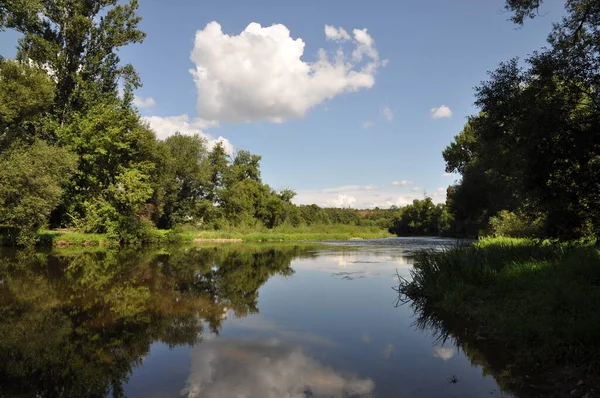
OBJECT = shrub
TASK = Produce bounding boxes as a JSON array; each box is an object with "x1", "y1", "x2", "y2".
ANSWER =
[{"x1": 488, "y1": 210, "x2": 544, "y2": 238}]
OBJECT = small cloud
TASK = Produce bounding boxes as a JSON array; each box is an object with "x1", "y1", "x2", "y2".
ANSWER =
[
  {"x1": 442, "y1": 172, "x2": 454, "y2": 177},
  {"x1": 411, "y1": 186, "x2": 422, "y2": 192},
  {"x1": 432, "y1": 187, "x2": 447, "y2": 201},
  {"x1": 328, "y1": 194, "x2": 356, "y2": 208},
  {"x1": 144, "y1": 114, "x2": 233, "y2": 155},
  {"x1": 133, "y1": 95, "x2": 156, "y2": 108},
  {"x1": 362, "y1": 121, "x2": 374, "y2": 129},
  {"x1": 324, "y1": 25, "x2": 351, "y2": 41},
  {"x1": 381, "y1": 59, "x2": 389, "y2": 67},
  {"x1": 391, "y1": 180, "x2": 413, "y2": 186},
  {"x1": 382, "y1": 343, "x2": 394, "y2": 359},
  {"x1": 433, "y1": 347, "x2": 455, "y2": 361},
  {"x1": 430, "y1": 105, "x2": 452, "y2": 119},
  {"x1": 381, "y1": 106, "x2": 393, "y2": 121}
]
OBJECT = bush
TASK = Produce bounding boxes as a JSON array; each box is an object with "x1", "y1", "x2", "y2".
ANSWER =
[
  {"x1": 488, "y1": 210, "x2": 544, "y2": 238},
  {"x1": 0, "y1": 141, "x2": 77, "y2": 246}
]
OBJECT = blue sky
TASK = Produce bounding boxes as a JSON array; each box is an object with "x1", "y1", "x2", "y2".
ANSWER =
[{"x1": 0, "y1": 1, "x2": 565, "y2": 208}]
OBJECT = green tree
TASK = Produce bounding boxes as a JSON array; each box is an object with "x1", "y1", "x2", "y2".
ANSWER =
[
  {"x1": 206, "y1": 142, "x2": 229, "y2": 204},
  {"x1": 227, "y1": 150, "x2": 262, "y2": 185},
  {"x1": 154, "y1": 133, "x2": 209, "y2": 228},
  {"x1": 56, "y1": 99, "x2": 159, "y2": 228},
  {"x1": 0, "y1": 59, "x2": 55, "y2": 150},
  {"x1": 5, "y1": 0, "x2": 146, "y2": 124},
  {"x1": 389, "y1": 198, "x2": 447, "y2": 237},
  {"x1": 0, "y1": 140, "x2": 77, "y2": 245}
]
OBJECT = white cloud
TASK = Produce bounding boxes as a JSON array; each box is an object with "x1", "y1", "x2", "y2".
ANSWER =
[
  {"x1": 381, "y1": 106, "x2": 393, "y2": 121},
  {"x1": 328, "y1": 194, "x2": 356, "y2": 208},
  {"x1": 432, "y1": 187, "x2": 447, "y2": 201},
  {"x1": 391, "y1": 180, "x2": 413, "y2": 186},
  {"x1": 133, "y1": 95, "x2": 156, "y2": 108},
  {"x1": 442, "y1": 172, "x2": 454, "y2": 177},
  {"x1": 324, "y1": 25, "x2": 350, "y2": 41},
  {"x1": 143, "y1": 114, "x2": 234, "y2": 155},
  {"x1": 189, "y1": 21, "x2": 381, "y2": 123},
  {"x1": 362, "y1": 121, "x2": 374, "y2": 129},
  {"x1": 293, "y1": 183, "x2": 446, "y2": 209},
  {"x1": 433, "y1": 347, "x2": 455, "y2": 361},
  {"x1": 382, "y1": 343, "x2": 394, "y2": 359},
  {"x1": 182, "y1": 339, "x2": 375, "y2": 398},
  {"x1": 430, "y1": 105, "x2": 452, "y2": 119}
]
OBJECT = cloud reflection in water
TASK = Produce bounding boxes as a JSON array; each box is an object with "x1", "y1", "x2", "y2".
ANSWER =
[{"x1": 181, "y1": 338, "x2": 375, "y2": 398}]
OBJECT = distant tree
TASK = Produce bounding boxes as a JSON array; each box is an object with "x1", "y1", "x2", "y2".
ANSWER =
[{"x1": 389, "y1": 198, "x2": 447, "y2": 237}]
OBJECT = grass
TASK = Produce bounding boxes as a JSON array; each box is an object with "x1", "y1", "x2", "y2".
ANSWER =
[
  {"x1": 192, "y1": 223, "x2": 392, "y2": 241},
  {"x1": 29, "y1": 224, "x2": 392, "y2": 247},
  {"x1": 398, "y1": 237, "x2": 600, "y2": 393},
  {"x1": 37, "y1": 230, "x2": 111, "y2": 247}
]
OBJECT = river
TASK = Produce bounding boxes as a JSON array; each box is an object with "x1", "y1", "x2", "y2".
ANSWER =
[{"x1": 0, "y1": 238, "x2": 513, "y2": 397}]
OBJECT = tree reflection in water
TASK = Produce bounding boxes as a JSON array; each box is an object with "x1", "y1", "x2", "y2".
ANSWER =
[
  {"x1": 405, "y1": 299, "x2": 547, "y2": 398},
  {"x1": 0, "y1": 244, "x2": 317, "y2": 398}
]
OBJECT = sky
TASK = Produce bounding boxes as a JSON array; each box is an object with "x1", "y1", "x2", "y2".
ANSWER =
[{"x1": 0, "y1": 0, "x2": 566, "y2": 208}]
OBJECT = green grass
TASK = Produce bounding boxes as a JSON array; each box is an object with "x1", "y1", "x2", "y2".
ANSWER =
[
  {"x1": 399, "y1": 237, "x2": 600, "y2": 390},
  {"x1": 29, "y1": 224, "x2": 391, "y2": 247},
  {"x1": 192, "y1": 223, "x2": 392, "y2": 241},
  {"x1": 37, "y1": 230, "x2": 111, "y2": 247}
]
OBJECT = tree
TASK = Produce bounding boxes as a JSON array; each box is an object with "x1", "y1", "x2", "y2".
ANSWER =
[
  {"x1": 0, "y1": 59, "x2": 55, "y2": 150},
  {"x1": 5, "y1": 0, "x2": 146, "y2": 124},
  {"x1": 0, "y1": 140, "x2": 77, "y2": 245},
  {"x1": 442, "y1": 0, "x2": 600, "y2": 240},
  {"x1": 55, "y1": 99, "x2": 159, "y2": 228},
  {"x1": 206, "y1": 142, "x2": 229, "y2": 204},
  {"x1": 227, "y1": 150, "x2": 262, "y2": 185},
  {"x1": 154, "y1": 133, "x2": 209, "y2": 228},
  {"x1": 389, "y1": 198, "x2": 447, "y2": 237}
]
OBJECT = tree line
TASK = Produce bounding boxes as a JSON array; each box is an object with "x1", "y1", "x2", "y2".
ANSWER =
[
  {"x1": 0, "y1": 1, "x2": 401, "y2": 245},
  {"x1": 3, "y1": 1, "x2": 595, "y2": 245}
]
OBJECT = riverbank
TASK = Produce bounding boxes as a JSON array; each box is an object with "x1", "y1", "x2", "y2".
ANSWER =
[
  {"x1": 29, "y1": 225, "x2": 392, "y2": 247},
  {"x1": 398, "y1": 237, "x2": 600, "y2": 396}
]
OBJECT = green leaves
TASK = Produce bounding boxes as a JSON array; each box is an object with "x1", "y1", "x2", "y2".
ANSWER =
[
  {"x1": 444, "y1": 1, "x2": 600, "y2": 240},
  {"x1": 0, "y1": 59, "x2": 55, "y2": 149},
  {"x1": 0, "y1": 140, "x2": 77, "y2": 245}
]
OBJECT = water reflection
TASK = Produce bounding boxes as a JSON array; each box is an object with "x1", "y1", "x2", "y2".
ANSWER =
[
  {"x1": 0, "y1": 245, "x2": 317, "y2": 398},
  {"x1": 409, "y1": 305, "x2": 532, "y2": 397},
  {"x1": 182, "y1": 338, "x2": 375, "y2": 398},
  {"x1": 0, "y1": 242, "x2": 510, "y2": 398}
]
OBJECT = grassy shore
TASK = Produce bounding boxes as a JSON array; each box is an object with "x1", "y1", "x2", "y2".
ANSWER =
[
  {"x1": 192, "y1": 224, "x2": 391, "y2": 242},
  {"x1": 398, "y1": 237, "x2": 600, "y2": 395},
  {"x1": 32, "y1": 224, "x2": 391, "y2": 247}
]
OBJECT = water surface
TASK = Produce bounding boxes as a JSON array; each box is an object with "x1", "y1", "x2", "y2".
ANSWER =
[{"x1": 0, "y1": 239, "x2": 512, "y2": 397}]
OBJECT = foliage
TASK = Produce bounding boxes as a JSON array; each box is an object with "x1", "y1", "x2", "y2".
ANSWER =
[
  {"x1": 444, "y1": 0, "x2": 600, "y2": 240},
  {"x1": 389, "y1": 198, "x2": 453, "y2": 237},
  {"x1": 488, "y1": 210, "x2": 545, "y2": 238},
  {"x1": 0, "y1": 1, "x2": 412, "y2": 246},
  {"x1": 0, "y1": 244, "x2": 315, "y2": 397},
  {"x1": 8, "y1": 0, "x2": 145, "y2": 123},
  {"x1": 0, "y1": 59, "x2": 55, "y2": 149},
  {"x1": 154, "y1": 133, "x2": 209, "y2": 228},
  {"x1": 398, "y1": 237, "x2": 600, "y2": 386},
  {"x1": 0, "y1": 141, "x2": 77, "y2": 245}
]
